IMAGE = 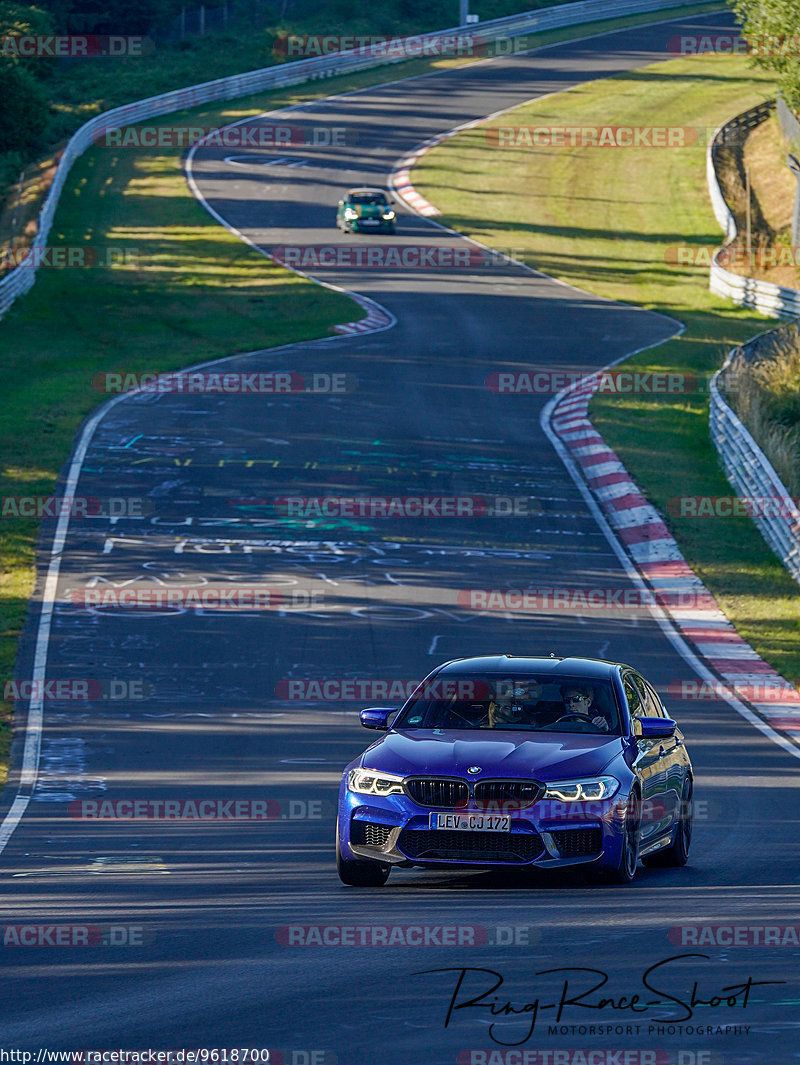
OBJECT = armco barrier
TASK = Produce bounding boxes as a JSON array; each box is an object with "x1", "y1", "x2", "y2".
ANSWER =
[
  {"x1": 0, "y1": 0, "x2": 708, "y2": 318},
  {"x1": 707, "y1": 99, "x2": 800, "y2": 316},
  {"x1": 710, "y1": 328, "x2": 800, "y2": 586},
  {"x1": 777, "y1": 95, "x2": 800, "y2": 151}
]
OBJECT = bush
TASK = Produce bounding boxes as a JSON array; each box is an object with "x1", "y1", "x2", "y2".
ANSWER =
[
  {"x1": 722, "y1": 325, "x2": 800, "y2": 495},
  {"x1": 0, "y1": 63, "x2": 49, "y2": 155},
  {"x1": 0, "y1": 2, "x2": 57, "y2": 78}
]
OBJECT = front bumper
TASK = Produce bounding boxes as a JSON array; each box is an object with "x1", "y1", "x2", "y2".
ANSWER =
[
  {"x1": 338, "y1": 787, "x2": 628, "y2": 871},
  {"x1": 345, "y1": 218, "x2": 394, "y2": 232}
]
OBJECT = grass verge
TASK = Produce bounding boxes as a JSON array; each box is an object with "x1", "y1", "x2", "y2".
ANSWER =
[
  {"x1": 0, "y1": 1, "x2": 730, "y2": 783},
  {"x1": 411, "y1": 51, "x2": 800, "y2": 687}
]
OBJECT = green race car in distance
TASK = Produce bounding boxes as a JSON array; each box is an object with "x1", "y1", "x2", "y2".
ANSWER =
[{"x1": 336, "y1": 187, "x2": 397, "y2": 234}]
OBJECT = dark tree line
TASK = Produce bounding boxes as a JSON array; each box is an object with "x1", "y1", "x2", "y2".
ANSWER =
[{"x1": 733, "y1": 0, "x2": 800, "y2": 109}]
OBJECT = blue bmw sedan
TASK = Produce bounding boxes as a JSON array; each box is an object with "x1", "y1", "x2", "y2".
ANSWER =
[{"x1": 336, "y1": 655, "x2": 693, "y2": 886}]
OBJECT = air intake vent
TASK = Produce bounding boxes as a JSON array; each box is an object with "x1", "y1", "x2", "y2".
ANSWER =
[
  {"x1": 351, "y1": 821, "x2": 392, "y2": 849},
  {"x1": 404, "y1": 778, "x2": 469, "y2": 809},
  {"x1": 549, "y1": 828, "x2": 603, "y2": 858},
  {"x1": 399, "y1": 828, "x2": 542, "y2": 864},
  {"x1": 473, "y1": 780, "x2": 541, "y2": 810}
]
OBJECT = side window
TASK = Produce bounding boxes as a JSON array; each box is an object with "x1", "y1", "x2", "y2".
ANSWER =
[
  {"x1": 623, "y1": 676, "x2": 642, "y2": 718},
  {"x1": 639, "y1": 678, "x2": 665, "y2": 718},
  {"x1": 632, "y1": 675, "x2": 662, "y2": 718}
]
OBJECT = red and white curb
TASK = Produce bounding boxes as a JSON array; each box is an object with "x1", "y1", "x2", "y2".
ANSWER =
[
  {"x1": 550, "y1": 377, "x2": 800, "y2": 740},
  {"x1": 391, "y1": 136, "x2": 446, "y2": 217},
  {"x1": 334, "y1": 292, "x2": 395, "y2": 334}
]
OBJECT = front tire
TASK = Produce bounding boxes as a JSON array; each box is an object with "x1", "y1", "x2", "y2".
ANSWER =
[
  {"x1": 607, "y1": 792, "x2": 640, "y2": 883},
  {"x1": 336, "y1": 834, "x2": 390, "y2": 887},
  {"x1": 643, "y1": 776, "x2": 692, "y2": 868}
]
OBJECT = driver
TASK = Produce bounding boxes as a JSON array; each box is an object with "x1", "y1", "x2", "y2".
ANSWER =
[
  {"x1": 487, "y1": 678, "x2": 542, "y2": 728},
  {"x1": 558, "y1": 684, "x2": 609, "y2": 731}
]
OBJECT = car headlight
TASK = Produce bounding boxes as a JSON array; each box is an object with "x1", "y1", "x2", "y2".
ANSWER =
[
  {"x1": 382, "y1": 210, "x2": 395, "y2": 220},
  {"x1": 348, "y1": 768, "x2": 405, "y2": 796},
  {"x1": 543, "y1": 776, "x2": 620, "y2": 802},
  {"x1": 344, "y1": 207, "x2": 358, "y2": 220}
]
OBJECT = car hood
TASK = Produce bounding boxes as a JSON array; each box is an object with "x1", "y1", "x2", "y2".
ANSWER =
[
  {"x1": 354, "y1": 203, "x2": 384, "y2": 217},
  {"x1": 360, "y1": 730, "x2": 624, "y2": 781}
]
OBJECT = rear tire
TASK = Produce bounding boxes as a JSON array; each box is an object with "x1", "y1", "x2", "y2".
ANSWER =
[
  {"x1": 336, "y1": 833, "x2": 390, "y2": 886},
  {"x1": 643, "y1": 776, "x2": 692, "y2": 868}
]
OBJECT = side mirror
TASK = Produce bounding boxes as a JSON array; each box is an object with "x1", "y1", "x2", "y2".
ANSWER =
[
  {"x1": 360, "y1": 707, "x2": 399, "y2": 730},
  {"x1": 635, "y1": 716, "x2": 676, "y2": 740}
]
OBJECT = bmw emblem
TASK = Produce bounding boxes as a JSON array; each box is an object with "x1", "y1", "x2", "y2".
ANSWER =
[{"x1": 468, "y1": 766, "x2": 482, "y2": 775}]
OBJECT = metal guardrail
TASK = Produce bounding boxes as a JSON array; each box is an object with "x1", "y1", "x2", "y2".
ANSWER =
[
  {"x1": 706, "y1": 99, "x2": 800, "y2": 316},
  {"x1": 777, "y1": 95, "x2": 800, "y2": 152},
  {"x1": 704, "y1": 102, "x2": 800, "y2": 583},
  {"x1": 710, "y1": 329, "x2": 800, "y2": 587},
  {"x1": 0, "y1": 0, "x2": 708, "y2": 318}
]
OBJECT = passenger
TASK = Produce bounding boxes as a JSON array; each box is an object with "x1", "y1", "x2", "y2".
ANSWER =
[{"x1": 487, "y1": 678, "x2": 542, "y2": 728}]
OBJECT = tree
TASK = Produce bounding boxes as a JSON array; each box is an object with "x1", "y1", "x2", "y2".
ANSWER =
[
  {"x1": 0, "y1": 3, "x2": 57, "y2": 78},
  {"x1": 733, "y1": 0, "x2": 800, "y2": 110},
  {"x1": 0, "y1": 62, "x2": 49, "y2": 155}
]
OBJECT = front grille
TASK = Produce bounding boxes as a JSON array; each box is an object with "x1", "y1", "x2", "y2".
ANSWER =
[
  {"x1": 404, "y1": 778, "x2": 469, "y2": 809},
  {"x1": 549, "y1": 828, "x2": 603, "y2": 858},
  {"x1": 351, "y1": 821, "x2": 392, "y2": 849},
  {"x1": 399, "y1": 828, "x2": 543, "y2": 864},
  {"x1": 473, "y1": 780, "x2": 541, "y2": 810}
]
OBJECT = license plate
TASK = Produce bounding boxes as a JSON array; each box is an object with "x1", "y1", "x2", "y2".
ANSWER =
[
  {"x1": 430, "y1": 812, "x2": 511, "y2": 832},
  {"x1": 360, "y1": 219, "x2": 379, "y2": 225}
]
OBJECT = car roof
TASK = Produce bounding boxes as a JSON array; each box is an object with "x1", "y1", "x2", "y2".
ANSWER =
[
  {"x1": 434, "y1": 655, "x2": 627, "y2": 680},
  {"x1": 346, "y1": 187, "x2": 388, "y2": 195}
]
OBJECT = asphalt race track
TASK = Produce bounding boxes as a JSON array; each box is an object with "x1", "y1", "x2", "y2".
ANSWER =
[{"x1": 3, "y1": 10, "x2": 800, "y2": 1065}]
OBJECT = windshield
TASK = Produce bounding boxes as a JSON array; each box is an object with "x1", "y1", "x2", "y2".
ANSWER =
[
  {"x1": 349, "y1": 192, "x2": 388, "y2": 205},
  {"x1": 393, "y1": 673, "x2": 621, "y2": 735}
]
